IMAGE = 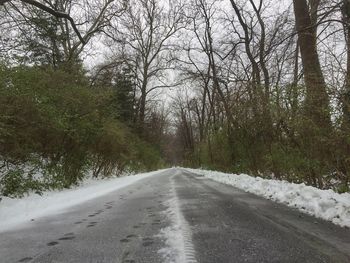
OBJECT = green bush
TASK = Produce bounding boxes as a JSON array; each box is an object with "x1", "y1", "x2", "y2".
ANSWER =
[
  {"x1": 0, "y1": 65, "x2": 163, "y2": 197},
  {"x1": 0, "y1": 168, "x2": 45, "y2": 198}
]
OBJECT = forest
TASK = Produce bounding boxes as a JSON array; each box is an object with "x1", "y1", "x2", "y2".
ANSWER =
[{"x1": 0, "y1": 0, "x2": 349, "y2": 197}]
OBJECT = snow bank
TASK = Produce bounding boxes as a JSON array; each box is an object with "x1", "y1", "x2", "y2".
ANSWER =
[
  {"x1": 185, "y1": 168, "x2": 350, "y2": 228},
  {"x1": 0, "y1": 169, "x2": 167, "y2": 233},
  {"x1": 158, "y1": 170, "x2": 197, "y2": 263}
]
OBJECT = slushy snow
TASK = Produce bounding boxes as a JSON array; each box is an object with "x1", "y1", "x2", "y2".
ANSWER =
[
  {"x1": 184, "y1": 168, "x2": 350, "y2": 228},
  {"x1": 158, "y1": 170, "x2": 197, "y2": 263},
  {"x1": 0, "y1": 169, "x2": 166, "y2": 233}
]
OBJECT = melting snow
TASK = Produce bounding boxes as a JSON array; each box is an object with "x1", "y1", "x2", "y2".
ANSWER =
[
  {"x1": 158, "y1": 170, "x2": 197, "y2": 263},
  {"x1": 0, "y1": 169, "x2": 166, "y2": 233},
  {"x1": 185, "y1": 168, "x2": 350, "y2": 228}
]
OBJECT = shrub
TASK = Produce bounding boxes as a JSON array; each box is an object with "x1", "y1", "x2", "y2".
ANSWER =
[{"x1": 0, "y1": 65, "x2": 163, "y2": 196}]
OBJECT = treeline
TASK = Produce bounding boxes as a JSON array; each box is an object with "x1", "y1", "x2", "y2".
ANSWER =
[
  {"x1": 0, "y1": 64, "x2": 164, "y2": 197},
  {"x1": 0, "y1": 0, "x2": 175, "y2": 197},
  {"x1": 1, "y1": 0, "x2": 350, "y2": 194},
  {"x1": 171, "y1": 0, "x2": 350, "y2": 192}
]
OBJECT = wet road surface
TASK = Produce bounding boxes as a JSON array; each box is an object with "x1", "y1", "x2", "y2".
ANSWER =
[{"x1": 1, "y1": 168, "x2": 350, "y2": 263}]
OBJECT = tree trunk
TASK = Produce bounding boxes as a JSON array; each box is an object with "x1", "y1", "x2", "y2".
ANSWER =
[
  {"x1": 342, "y1": 0, "x2": 350, "y2": 129},
  {"x1": 293, "y1": 0, "x2": 331, "y2": 131},
  {"x1": 138, "y1": 70, "x2": 148, "y2": 134}
]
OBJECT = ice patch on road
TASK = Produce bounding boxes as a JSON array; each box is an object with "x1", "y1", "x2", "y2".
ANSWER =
[
  {"x1": 185, "y1": 168, "x2": 350, "y2": 228},
  {"x1": 0, "y1": 169, "x2": 167, "y2": 233},
  {"x1": 158, "y1": 171, "x2": 197, "y2": 263}
]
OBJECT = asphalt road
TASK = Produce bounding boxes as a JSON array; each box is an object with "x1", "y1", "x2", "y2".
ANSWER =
[{"x1": 1, "y1": 168, "x2": 350, "y2": 263}]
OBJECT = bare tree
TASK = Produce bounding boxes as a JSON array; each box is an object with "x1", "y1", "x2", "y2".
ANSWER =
[
  {"x1": 293, "y1": 0, "x2": 331, "y2": 130},
  {"x1": 1, "y1": 0, "x2": 122, "y2": 66},
  {"x1": 0, "y1": 0, "x2": 84, "y2": 42},
  {"x1": 108, "y1": 0, "x2": 187, "y2": 132}
]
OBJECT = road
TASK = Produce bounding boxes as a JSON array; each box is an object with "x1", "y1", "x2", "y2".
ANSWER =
[{"x1": 1, "y1": 168, "x2": 350, "y2": 263}]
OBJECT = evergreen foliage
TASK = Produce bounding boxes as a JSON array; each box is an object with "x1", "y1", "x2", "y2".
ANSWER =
[{"x1": 0, "y1": 65, "x2": 163, "y2": 197}]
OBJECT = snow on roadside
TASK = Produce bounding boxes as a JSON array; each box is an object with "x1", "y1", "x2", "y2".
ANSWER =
[
  {"x1": 158, "y1": 170, "x2": 197, "y2": 263},
  {"x1": 0, "y1": 169, "x2": 167, "y2": 233},
  {"x1": 184, "y1": 168, "x2": 350, "y2": 228}
]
